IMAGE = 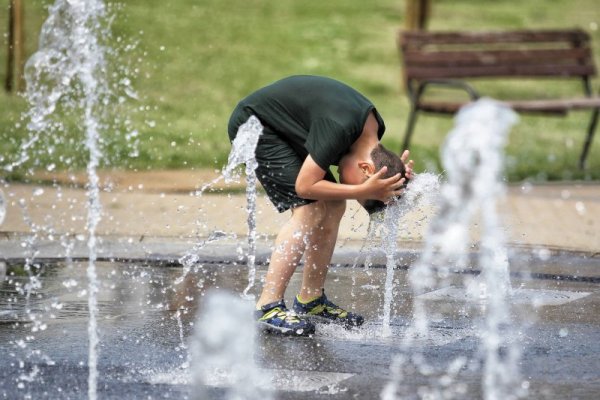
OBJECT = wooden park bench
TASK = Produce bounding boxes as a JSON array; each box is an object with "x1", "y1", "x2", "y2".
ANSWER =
[{"x1": 398, "y1": 29, "x2": 600, "y2": 168}]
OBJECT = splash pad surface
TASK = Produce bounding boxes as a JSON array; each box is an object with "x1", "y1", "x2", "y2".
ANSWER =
[{"x1": 1, "y1": 243, "x2": 599, "y2": 399}]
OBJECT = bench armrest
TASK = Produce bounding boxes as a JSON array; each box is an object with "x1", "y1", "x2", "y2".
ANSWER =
[{"x1": 409, "y1": 79, "x2": 481, "y2": 104}]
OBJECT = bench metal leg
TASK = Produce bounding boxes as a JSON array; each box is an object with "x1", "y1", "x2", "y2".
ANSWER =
[
  {"x1": 402, "y1": 105, "x2": 419, "y2": 151},
  {"x1": 579, "y1": 108, "x2": 599, "y2": 169}
]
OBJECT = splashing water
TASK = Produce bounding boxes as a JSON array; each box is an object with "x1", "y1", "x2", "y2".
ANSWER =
[
  {"x1": 177, "y1": 230, "x2": 229, "y2": 285},
  {"x1": 222, "y1": 116, "x2": 264, "y2": 298},
  {"x1": 222, "y1": 116, "x2": 263, "y2": 182},
  {"x1": 0, "y1": 188, "x2": 5, "y2": 226},
  {"x1": 185, "y1": 116, "x2": 263, "y2": 299},
  {"x1": 388, "y1": 98, "x2": 521, "y2": 400},
  {"x1": 400, "y1": 173, "x2": 441, "y2": 211},
  {"x1": 0, "y1": 261, "x2": 5, "y2": 285},
  {"x1": 356, "y1": 214, "x2": 383, "y2": 271},
  {"x1": 20, "y1": 1, "x2": 112, "y2": 398},
  {"x1": 190, "y1": 291, "x2": 271, "y2": 400},
  {"x1": 381, "y1": 201, "x2": 401, "y2": 337},
  {"x1": 367, "y1": 173, "x2": 440, "y2": 337}
]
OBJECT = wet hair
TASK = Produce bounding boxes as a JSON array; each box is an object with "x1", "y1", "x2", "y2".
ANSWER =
[{"x1": 362, "y1": 144, "x2": 408, "y2": 215}]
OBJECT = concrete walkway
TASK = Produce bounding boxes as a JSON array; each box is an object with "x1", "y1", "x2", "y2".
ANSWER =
[{"x1": 1, "y1": 170, "x2": 599, "y2": 254}]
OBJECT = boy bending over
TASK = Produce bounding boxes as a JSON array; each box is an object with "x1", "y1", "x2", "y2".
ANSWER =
[{"x1": 228, "y1": 75, "x2": 414, "y2": 336}]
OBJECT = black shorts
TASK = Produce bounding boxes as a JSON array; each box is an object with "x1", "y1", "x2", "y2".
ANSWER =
[{"x1": 228, "y1": 108, "x2": 336, "y2": 213}]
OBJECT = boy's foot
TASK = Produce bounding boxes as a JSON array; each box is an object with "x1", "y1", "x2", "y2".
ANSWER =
[
  {"x1": 293, "y1": 291, "x2": 364, "y2": 327},
  {"x1": 255, "y1": 300, "x2": 315, "y2": 337}
]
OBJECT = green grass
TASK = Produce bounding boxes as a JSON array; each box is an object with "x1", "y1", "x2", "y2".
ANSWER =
[{"x1": 1, "y1": 0, "x2": 599, "y2": 181}]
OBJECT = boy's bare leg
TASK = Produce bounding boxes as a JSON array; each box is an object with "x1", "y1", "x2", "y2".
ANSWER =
[
  {"x1": 255, "y1": 203, "x2": 312, "y2": 308},
  {"x1": 298, "y1": 200, "x2": 346, "y2": 301},
  {"x1": 255, "y1": 200, "x2": 345, "y2": 308},
  {"x1": 256, "y1": 200, "x2": 346, "y2": 309}
]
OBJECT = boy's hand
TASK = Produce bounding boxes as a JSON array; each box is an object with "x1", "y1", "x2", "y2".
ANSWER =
[
  {"x1": 401, "y1": 150, "x2": 415, "y2": 180},
  {"x1": 361, "y1": 166, "x2": 406, "y2": 203}
]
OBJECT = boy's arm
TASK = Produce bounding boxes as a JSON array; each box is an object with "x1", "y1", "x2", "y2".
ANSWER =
[{"x1": 295, "y1": 155, "x2": 405, "y2": 202}]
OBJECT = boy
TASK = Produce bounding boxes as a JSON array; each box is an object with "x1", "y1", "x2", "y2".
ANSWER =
[{"x1": 228, "y1": 75, "x2": 414, "y2": 336}]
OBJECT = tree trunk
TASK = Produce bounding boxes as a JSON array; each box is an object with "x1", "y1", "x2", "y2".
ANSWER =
[
  {"x1": 405, "y1": 0, "x2": 431, "y2": 31},
  {"x1": 5, "y1": 0, "x2": 25, "y2": 93}
]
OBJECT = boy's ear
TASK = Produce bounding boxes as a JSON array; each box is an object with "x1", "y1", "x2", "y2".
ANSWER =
[{"x1": 358, "y1": 161, "x2": 375, "y2": 175}]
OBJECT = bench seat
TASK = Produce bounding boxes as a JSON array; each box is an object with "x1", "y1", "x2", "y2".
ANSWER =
[{"x1": 418, "y1": 97, "x2": 600, "y2": 115}]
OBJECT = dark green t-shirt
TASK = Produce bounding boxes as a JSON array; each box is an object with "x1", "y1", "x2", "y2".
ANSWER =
[{"x1": 232, "y1": 75, "x2": 386, "y2": 171}]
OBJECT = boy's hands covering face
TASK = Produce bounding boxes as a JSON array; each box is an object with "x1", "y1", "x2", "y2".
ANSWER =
[
  {"x1": 361, "y1": 166, "x2": 405, "y2": 204},
  {"x1": 361, "y1": 149, "x2": 415, "y2": 204}
]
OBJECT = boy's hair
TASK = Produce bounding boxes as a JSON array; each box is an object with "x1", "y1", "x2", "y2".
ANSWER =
[{"x1": 363, "y1": 144, "x2": 407, "y2": 215}]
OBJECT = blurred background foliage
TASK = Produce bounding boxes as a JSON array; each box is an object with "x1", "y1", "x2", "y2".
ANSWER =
[{"x1": 1, "y1": 0, "x2": 599, "y2": 181}]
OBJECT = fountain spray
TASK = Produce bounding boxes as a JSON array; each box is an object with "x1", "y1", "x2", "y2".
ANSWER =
[
  {"x1": 374, "y1": 172, "x2": 440, "y2": 337},
  {"x1": 222, "y1": 116, "x2": 264, "y2": 298},
  {"x1": 184, "y1": 116, "x2": 263, "y2": 299},
  {"x1": 387, "y1": 98, "x2": 522, "y2": 400},
  {"x1": 0, "y1": 188, "x2": 5, "y2": 226},
  {"x1": 19, "y1": 1, "x2": 111, "y2": 398},
  {"x1": 190, "y1": 291, "x2": 271, "y2": 400}
]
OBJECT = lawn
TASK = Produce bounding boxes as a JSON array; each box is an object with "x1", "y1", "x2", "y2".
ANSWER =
[{"x1": 1, "y1": 0, "x2": 599, "y2": 181}]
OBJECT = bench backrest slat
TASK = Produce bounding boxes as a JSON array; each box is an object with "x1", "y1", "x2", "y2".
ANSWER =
[
  {"x1": 400, "y1": 29, "x2": 597, "y2": 81},
  {"x1": 401, "y1": 29, "x2": 590, "y2": 47},
  {"x1": 404, "y1": 48, "x2": 592, "y2": 67}
]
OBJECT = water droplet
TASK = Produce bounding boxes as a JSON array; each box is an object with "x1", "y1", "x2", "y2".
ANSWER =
[
  {"x1": 520, "y1": 181, "x2": 533, "y2": 193},
  {"x1": 0, "y1": 189, "x2": 6, "y2": 226},
  {"x1": 559, "y1": 328, "x2": 569, "y2": 337},
  {"x1": 62, "y1": 279, "x2": 78, "y2": 288},
  {"x1": 536, "y1": 248, "x2": 551, "y2": 261}
]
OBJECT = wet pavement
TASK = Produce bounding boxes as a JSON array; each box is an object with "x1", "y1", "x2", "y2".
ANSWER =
[
  {"x1": 0, "y1": 246, "x2": 599, "y2": 399},
  {"x1": 0, "y1": 175, "x2": 599, "y2": 398}
]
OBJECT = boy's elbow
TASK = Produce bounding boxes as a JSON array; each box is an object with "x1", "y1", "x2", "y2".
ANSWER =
[{"x1": 295, "y1": 181, "x2": 310, "y2": 198}]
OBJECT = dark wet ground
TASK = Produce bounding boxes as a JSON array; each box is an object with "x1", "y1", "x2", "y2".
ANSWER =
[{"x1": 0, "y1": 255, "x2": 599, "y2": 399}]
